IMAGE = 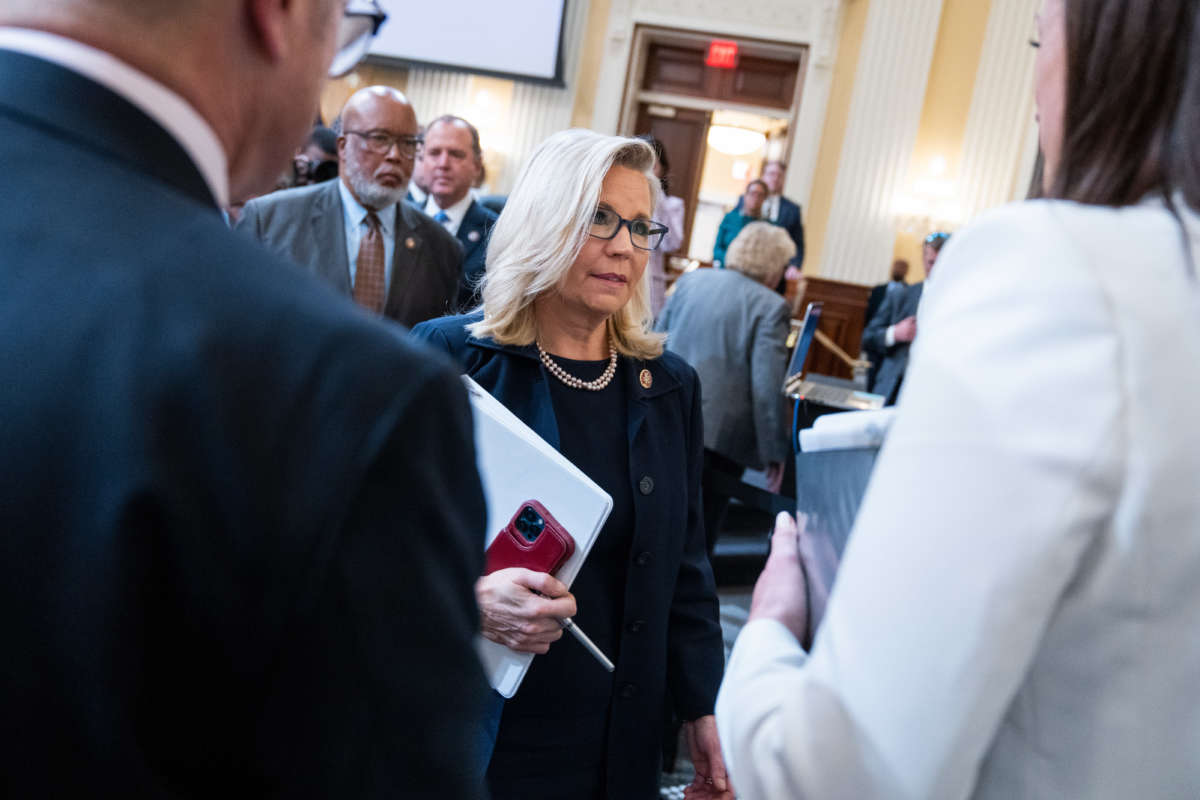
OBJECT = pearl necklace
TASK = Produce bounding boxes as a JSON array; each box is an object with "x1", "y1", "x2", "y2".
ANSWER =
[{"x1": 537, "y1": 337, "x2": 619, "y2": 391}]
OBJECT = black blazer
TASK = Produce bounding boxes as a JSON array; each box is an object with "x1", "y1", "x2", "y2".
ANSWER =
[
  {"x1": 454, "y1": 198, "x2": 499, "y2": 310},
  {"x1": 862, "y1": 281, "x2": 925, "y2": 403},
  {"x1": 411, "y1": 313, "x2": 725, "y2": 798},
  {"x1": 0, "y1": 50, "x2": 488, "y2": 798},
  {"x1": 865, "y1": 282, "x2": 889, "y2": 331},
  {"x1": 238, "y1": 179, "x2": 465, "y2": 327}
]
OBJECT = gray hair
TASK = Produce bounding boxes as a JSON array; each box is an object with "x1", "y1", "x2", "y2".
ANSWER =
[
  {"x1": 468, "y1": 128, "x2": 666, "y2": 360},
  {"x1": 724, "y1": 221, "x2": 796, "y2": 285}
]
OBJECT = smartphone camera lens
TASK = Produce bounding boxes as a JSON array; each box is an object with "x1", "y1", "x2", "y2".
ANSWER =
[{"x1": 518, "y1": 506, "x2": 544, "y2": 542}]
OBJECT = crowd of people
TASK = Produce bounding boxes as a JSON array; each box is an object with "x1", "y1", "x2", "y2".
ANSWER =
[{"x1": 2, "y1": 0, "x2": 1199, "y2": 798}]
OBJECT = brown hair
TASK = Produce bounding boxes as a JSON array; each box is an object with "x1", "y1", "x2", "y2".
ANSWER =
[
  {"x1": 1050, "y1": 0, "x2": 1200, "y2": 211},
  {"x1": 426, "y1": 115, "x2": 483, "y2": 164}
]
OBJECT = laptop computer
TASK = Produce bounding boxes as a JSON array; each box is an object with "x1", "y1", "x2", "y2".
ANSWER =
[{"x1": 783, "y1": 302, "x2": 885, "y2": 411}]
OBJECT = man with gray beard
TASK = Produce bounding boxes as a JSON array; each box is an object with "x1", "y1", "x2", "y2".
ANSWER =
[{"x1": 239, "y1": 86, "x2": 463, "y2": 327}]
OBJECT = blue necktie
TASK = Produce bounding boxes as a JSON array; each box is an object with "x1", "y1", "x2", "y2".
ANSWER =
[{"x1": 434, "y1": 210, "x2": 450, "y2": 225}]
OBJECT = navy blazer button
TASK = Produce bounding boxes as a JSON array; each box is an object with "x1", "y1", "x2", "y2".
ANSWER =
[
  {"x1": 639, "y1": 476, "x2": 654, "y2": 495},
  {"x1": 627, "y1": 620, "x2": 645, "y2": 633},
  {"x1": 619, "y1": 682, "x2": 637, "y2": 698},
  {"x1": 635, "y1": 551, "x2": 652, "y2": 566}
]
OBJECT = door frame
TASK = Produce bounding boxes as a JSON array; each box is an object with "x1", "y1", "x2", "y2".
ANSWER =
[{"x1": 617, "y1": 25, "x2": 809, "y2": 152}]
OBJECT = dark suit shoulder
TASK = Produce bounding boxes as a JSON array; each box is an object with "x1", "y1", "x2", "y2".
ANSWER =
[
  {"x1": 465, "y1": 199, "x2": 499, "y2": 227},
  {"x1": 399, "y1": 201, "x2": 464, "y2": 253},
  {"x1": 648, "y1": 347, "x2": 701, "y2": 398},
  {"x1": 241, "y1": 180, "x2": 333, "y2": 216},
  {"x1": 410, "y1": 311, "x2": 481, "y2": 355}
]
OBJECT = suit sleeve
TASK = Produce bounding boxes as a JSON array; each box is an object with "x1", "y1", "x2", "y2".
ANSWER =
[
  {"x1": 789, "y1": 206, "x2": 805, "y2": 267},
  {"x1": 861, "y1": 290, "x2": 897, "y2": 354},
  {"x1": 255, "y1": 365, "x2": 489, "y2": 798},
  {"x1": 234, "y1": 198, "x2": 261, "y2": 239},
  {"x1": 667, "y1": 372, "x2": 725, "y2": 720},
  {"x1": 752, "y1": 300, "x2": 792, "y2": 465}
]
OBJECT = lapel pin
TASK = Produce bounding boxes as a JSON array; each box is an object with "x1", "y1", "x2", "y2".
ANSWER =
[
  {"x1": 639, "y1": 369, "x2": 653, "y2": 389},
  {"x1": 468, "y1": 230, "x2": 481, "y2": 243},
  {"x1": 405, "y1": 237, "x2": 416, "y2": 250}
]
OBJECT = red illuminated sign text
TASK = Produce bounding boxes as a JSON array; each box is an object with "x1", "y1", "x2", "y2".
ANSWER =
[{"x1": 705, "y1": 40, "x2": 739, "y2": 69}]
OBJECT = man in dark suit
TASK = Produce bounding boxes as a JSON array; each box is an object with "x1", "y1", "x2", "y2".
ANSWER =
[
  {"x1": 864, "y1": 258, "x2": 910, "y2": 392},
  {"x1": 419, "y1": 114, "x2": 499, "y2": 310},
  {"x1": 239, "y1": 86, "x2": 464, "y2": 327},
  {"x1": 0, "y1": 1, "x2": 488, "y2": 796},
  {"x1": 862, "y1": 233, "x2": 949, "y2": 404},
  {"x1": 760, "y1": 160, "x2": 806, "y2": 269}
]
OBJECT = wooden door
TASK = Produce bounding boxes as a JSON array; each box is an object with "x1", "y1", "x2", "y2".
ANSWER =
[{"x1": 632, "y1": 104, "x2": 710, "y2": 259}]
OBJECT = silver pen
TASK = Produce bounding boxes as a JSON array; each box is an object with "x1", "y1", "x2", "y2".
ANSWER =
[
  {"x1": 559, "y1": 617, "x2": 615, "y2": 672},
  {"x1": 530, "y1": 588, "x2": 615, "y2": 672}
]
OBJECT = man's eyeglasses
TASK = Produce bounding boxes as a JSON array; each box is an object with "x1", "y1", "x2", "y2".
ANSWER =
[
  {"x1": 330, "y1": 0, "x2": 388, "y2": 78},
  {"x1": 344, "y1": 130, "x2": 424, "y2": 158},
  {"x1": 589, "y1": 207, "x2": 669, "y2": 251}
]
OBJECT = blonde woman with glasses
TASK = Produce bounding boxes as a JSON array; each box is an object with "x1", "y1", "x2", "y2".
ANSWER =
[{"x1": 413, "y1": 129, "x2": 729, "y2": 800}]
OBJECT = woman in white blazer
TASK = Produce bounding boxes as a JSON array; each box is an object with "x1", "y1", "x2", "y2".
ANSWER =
[{"x1": 716, "y1": 1, "x2": 1200, "y2": 798}]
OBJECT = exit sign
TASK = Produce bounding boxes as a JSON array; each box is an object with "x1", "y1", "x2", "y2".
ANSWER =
[{"x1": 706, "y1": 40, "x2": 739, "y2": 69}]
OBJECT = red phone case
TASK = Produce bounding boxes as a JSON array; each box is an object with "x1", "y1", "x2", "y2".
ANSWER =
[{"x1": 484, "y1": 500, "x2": 576, "y2": 576}]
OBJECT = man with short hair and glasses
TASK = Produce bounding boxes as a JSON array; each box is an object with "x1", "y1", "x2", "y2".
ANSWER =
[{"x1": 239, "y1": 85, "x2": 464, "y2": 327}]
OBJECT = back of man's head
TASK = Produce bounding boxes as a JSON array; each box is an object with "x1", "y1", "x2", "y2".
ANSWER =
[{"x1": 2, "y1": 0, "x2": 348, "y2": 201}]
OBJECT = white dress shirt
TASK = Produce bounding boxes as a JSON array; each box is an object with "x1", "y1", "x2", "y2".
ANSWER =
[
  {"x1": 424, "y1": 192, "x2": 474, "y2": 236},
  {"x1": 717, "y1": 197, "x2": 1200, "y2": 799},
  {"x1": 0, "y1": 28, "x2": 229, "y2": 207},
  {"x1": 762, "y1": 194, "x2": 781, "y2": 223},
  {"x1": 338, "y1": 179, "x2": 396, "y2": 292}
]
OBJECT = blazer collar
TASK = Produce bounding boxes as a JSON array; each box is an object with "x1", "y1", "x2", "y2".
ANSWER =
[{"x1": 0, "y1": 49, "x2": 216, "y2": 211}]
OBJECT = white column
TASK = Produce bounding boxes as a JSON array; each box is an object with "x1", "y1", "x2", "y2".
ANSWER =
[
  {"x1": 818, "y1": 0, "x2": 945, "y2": 284},
  {"x1": 957, "y1": 0, "x2": 1040, "y2": 220}
]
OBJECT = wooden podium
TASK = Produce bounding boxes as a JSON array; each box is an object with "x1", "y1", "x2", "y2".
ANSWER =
[{"x1": 786, "y1": 276, "x2": 872, "y2": 380}]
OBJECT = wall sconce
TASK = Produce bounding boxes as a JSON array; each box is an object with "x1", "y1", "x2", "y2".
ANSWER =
[{"x1": 893, "y1": 156, "x2": 964, "y2": 233}]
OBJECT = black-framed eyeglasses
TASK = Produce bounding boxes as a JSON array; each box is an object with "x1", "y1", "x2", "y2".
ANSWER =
[
  {"x1": 329, "y1": 0, "x2": 388, "y2": 78},
  {"x1": 344, "y1": 130, "x2": 423, "y2": 158},
  {"x1": 589, "y1": 207, "x2": 669, "y2": 251}
]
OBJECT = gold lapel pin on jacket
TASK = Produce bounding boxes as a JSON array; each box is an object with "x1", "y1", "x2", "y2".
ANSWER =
[{"x1": 639, "y1": 369, "x2": 652, "y2": 389}]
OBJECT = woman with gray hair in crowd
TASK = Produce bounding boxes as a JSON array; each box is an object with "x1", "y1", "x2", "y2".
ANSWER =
[
  {"x1": 412, "y1": 128, "x2": 728, "y2": 800},
  {"x1": 655, "y1": 221, "x2": 795, "y2": 553}
]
